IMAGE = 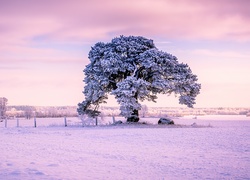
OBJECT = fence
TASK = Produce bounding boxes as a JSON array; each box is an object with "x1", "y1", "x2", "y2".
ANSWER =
[{"x1": 0, "y1": 116, "x2": 127, "y2": 128}]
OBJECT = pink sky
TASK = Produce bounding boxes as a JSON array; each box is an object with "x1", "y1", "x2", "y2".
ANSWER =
[{"x1": 1, "y1": 0, "x2": 250, "y2": 107}]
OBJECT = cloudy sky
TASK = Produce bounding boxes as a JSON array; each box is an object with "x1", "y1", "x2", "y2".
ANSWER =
[{"x1": 1, "y1": 0, "x2": 250, "y2": 107}]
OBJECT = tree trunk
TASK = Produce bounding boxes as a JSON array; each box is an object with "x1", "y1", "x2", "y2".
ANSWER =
[
  {"x1": 127, "y1": 109, "x2": 139, "y2": 122},
  {"x1": 126, "y1": 92, "x2": 140, "y2": 122}
]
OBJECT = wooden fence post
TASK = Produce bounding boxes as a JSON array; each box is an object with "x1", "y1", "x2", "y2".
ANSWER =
[
  {"x1": 5, "y1": 118, "x2": 7, "y2": 128},
  {"x1": 34, "y1": 117, "x2": 37, "y2": 128},
  {"x1": 112, "y1": 116, "x2": 115, "y2": 124},
  {"x1": 64, "y1": 117, "x2": 67, "y2": 127},
  {"x1": 95, "y1": 117, "x2": 98, "y2": 126},
  {"x1": 17, "y1": 118, "x2": 19, "y2": 127}
]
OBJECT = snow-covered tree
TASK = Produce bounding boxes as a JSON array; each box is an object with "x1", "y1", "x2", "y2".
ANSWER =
[
  {"x1": 0, "y1": 97, "x2": 8, "y2": 119},
  {"x1": 78, "y1": 35, "x2": 201, "y2": 122}
]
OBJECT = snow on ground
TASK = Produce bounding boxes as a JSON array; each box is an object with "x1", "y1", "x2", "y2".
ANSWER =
[{"x1": 0, "y1": 115, "x2": 250, "y2": 180}]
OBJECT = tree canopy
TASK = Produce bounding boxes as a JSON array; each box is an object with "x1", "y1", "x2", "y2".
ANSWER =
[{"x1": 77, "y1": 35, "x2": 201, "y2": 122}]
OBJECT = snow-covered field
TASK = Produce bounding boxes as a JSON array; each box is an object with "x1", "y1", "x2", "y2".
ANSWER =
[{"x1": 1, "y1": 115, "x2": 249, "y2": 180}]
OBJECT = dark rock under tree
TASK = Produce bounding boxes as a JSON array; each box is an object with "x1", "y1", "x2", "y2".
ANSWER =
[{"x1": 158, "y1": 118, "x2": 174, "y2": 125}]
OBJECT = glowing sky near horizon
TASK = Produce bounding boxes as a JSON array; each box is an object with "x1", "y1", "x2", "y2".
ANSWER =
[{"x1": 1, "y1": 0, "x2": 250, "y2": 107}]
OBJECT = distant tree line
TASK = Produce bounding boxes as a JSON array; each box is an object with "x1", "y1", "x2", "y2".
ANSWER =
[{"x1": 6, "y1": 106, "x2": 78, "y2": 118}]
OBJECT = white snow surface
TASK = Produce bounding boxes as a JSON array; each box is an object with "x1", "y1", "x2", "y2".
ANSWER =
[{"x1": 0, "y1": 115, "x2": 249, "y2": 180}]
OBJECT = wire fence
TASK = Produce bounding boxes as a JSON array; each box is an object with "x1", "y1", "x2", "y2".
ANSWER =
[{"x1": 0, "y1": 116, "x2": 129, "y2": 128}]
